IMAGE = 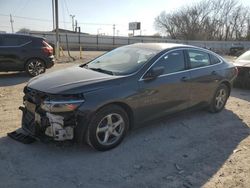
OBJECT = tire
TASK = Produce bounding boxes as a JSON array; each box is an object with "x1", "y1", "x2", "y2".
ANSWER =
[
  {"x1": 86, "y1": 105, "x2": 129, "y2": 151},
  {"x1": 25, "y1": 58, "x2": 46, "y2": 77},
  {"x1": 209, "y1": 84, "x2": 230, "y2": 113}
]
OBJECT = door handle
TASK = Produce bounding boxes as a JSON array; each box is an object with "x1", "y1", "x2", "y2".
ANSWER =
[
  {"x1": 181, "y1": 76, "x2": 188, "y2": 82},
  {"x1": 211, "y1": 71, "x2": 217, "y2": 75}
]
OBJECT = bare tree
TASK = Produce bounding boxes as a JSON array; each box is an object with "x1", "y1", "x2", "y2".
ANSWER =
[{"x1": 155, "y1": 0, "x2": 250, "y2": 41}]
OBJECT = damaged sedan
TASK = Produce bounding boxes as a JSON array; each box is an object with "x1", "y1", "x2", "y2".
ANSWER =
[{"x1": 9, "y1": 43, "x2": 237, "y2": 151}]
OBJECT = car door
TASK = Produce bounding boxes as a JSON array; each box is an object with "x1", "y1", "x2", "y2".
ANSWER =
[
  {"x1": 0, "y1": 36, "x2": 26, "y2": 71},
  {"x1": 185, "y1": 49, "x2": 222, "y2": 107},
  {"x1": 135, "y1": 49, "x2": 191, "y2": 122}
]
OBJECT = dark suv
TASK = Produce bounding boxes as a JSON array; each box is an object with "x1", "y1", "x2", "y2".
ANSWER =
[
  {"x1": 0, "y1": 34, "x2": 54, "y2": 76},
  {"x1": 229, "y1": 43, "x2": 244, "y2": 56}
]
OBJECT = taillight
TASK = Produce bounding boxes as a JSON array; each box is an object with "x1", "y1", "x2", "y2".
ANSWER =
[{"x1": 42, "y1": 41, "x2": 53, "y2": 56}]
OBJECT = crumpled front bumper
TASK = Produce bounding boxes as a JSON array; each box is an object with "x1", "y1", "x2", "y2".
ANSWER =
[
  {"x1": 7, "y1": 107, "x2": 39, "y2": 144},
  {"x1": 8, "y1": 86, "x2": 88, "y2": 144},
  {"x1": 20, "y1": 106, "x2": 44, "y2": 137},
  {"x1": 19, "y1": 103, "x2": 77, "y2": 142}
]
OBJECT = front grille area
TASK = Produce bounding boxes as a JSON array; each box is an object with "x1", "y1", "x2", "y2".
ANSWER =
[
  {"x1": 22, "y1": 108, "x2": 49, "y2": 136},
  {"x1": 22, "y1": 87, "x2": 78, "y2": 139},
  {"x1": 22, "y1": 86, "x2": 48, "y2": 136}
]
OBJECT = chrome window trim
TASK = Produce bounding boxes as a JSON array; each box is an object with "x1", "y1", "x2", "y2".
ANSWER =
[{"x1": 139, "y1": 47, "x2": 223, "y2": 81}]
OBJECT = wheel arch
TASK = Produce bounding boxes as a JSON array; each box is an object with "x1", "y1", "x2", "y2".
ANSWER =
[
  {"x1": 24, "y1": 57, "x2": 46, "y2": 69},
  {"x1": 220, "y1": 80, "x2": 231, "y2": 96}
]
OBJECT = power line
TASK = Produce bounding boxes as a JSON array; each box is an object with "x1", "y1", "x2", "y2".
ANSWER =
[
  {"x1": 63, "y1": 0, "x2": 70, "y2": 16},
  {"x1": 0, "y1": 13, "x2": 117, "y2": 26},
  {"x1": 61, "y1": 0, "x2": 66, "y2": 29},
  {"x1": 0, "y1": 13, "x2": 52, "y2": 22},
  {"x1": 13, "y1": 0, "x2": 30, "y2": 15},
  {"x1": 0, "y1": 25, "x2": 11, "y2": 28}
]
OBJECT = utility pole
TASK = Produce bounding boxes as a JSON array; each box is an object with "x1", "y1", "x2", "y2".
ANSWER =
[
  {"x1": 248, "y1": 18, "x2": 250, "y2": 37},
  {"x1": 70, "y1": 14, "x2": 75, "y2": 31},
  {"x1": 75, "y1": 20, "x2": 78, "y2": 32},
  {"x1": 113, "y1": 24, "x2": 116, "y2": 37},
  {"x1": 52, "y1": 0, "x2": 55, "y2": 30},
  {"x1": 97, "y1": 28, "x2": 102, "y2": 35},
  {"x1": 55, "y1": 0, "x2": 59, "y2": 59},
  {"x1": 10, "y1": 14, "x2": 14, "y2": 33},
  {"x1": 113, "y1": 24, "x2": 116, "y2": 46}
]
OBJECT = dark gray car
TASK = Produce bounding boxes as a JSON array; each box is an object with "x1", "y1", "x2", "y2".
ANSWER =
[{"x1": 9, "y1": 43, "x2": 237, "y2": 151}]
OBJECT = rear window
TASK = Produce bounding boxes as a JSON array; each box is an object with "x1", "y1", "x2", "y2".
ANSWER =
[
  {"x1": 0, "y1": 36, "x2": 31, "y2": 47},
  {"x1": 187, "y1": 50, "x2": 210, "y2": 68}
]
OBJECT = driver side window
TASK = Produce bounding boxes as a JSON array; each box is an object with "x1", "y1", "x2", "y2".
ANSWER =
[{"x1": 154, "y1": 50, "x2": 186, "y2": 75}]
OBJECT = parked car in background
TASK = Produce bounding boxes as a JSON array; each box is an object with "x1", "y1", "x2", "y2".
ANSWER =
[
  {"x1": 0, "y1": 34, "x2": 54, "y2": 76},
  {"x1": 9, "y1": 43, "x2": 237, "y2": 151},
  {"x1": 229, "y1": 43, "x2": 244, "y2": 56},
  {"x1": 233, "y1": 50, "x2": 250, "y2": 89}
]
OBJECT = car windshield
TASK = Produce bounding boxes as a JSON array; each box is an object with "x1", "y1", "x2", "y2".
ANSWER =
[
  {"x1": 85, "y1": 46, "x2": 158, "y2": 75},
  {"x1": 237, "y1": 51, "x2": 250, "y2": 61}
]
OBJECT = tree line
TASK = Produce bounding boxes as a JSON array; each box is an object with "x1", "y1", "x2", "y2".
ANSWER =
[{"x1": 154, "y1": 0, "x2": 250, "y2": 41}]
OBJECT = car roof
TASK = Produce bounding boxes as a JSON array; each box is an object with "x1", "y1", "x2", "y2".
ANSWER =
[
  {"x1": 127, "y1": 43, "x2": 195, "y2": 51},
  {"x1": 0, "y1": 33, "x2": 45, "y2": 40}
]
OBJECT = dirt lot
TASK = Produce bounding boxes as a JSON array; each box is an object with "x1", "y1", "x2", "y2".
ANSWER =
[{"x1": 0, "y1": 52, "x2": 249, "y2": 188}]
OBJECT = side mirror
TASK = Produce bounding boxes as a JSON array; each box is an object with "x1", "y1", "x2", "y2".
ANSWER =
[{"x1": 143, "y1": 66, "x2": 165, "y2": 81}]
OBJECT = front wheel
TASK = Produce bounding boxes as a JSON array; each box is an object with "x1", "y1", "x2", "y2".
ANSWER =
[
  {"x1": 25, "y1": 59, "x2": 46, "y2": 77},
  {"x1": 209, "y1": 84, "x2": 229, "y2": 113},
  {"x1": 86, "y1": 105, "x2": 129, "y2": 151}
]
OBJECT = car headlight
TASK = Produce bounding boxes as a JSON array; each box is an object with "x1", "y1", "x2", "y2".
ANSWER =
[{"x1": 41, "y1": 98, "x2": 85, "y2": 113}]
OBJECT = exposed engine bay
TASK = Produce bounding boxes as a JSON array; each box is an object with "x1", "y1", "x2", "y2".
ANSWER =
[
  {"x1": 9, "y1": 86, "x2": 82, "y2": 143},
  {"x1": 45, "y1": 112, "x2": 74, "y2": 140}
]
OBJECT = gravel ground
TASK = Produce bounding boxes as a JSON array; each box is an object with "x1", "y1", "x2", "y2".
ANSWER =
[{"x1": 0, "y1": 52, "x2": 249, "y2": 188}]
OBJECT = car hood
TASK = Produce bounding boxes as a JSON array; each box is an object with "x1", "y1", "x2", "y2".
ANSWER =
[
  {"x1": 233, "y1": 60, "x2": 250, "y2": 67},
  {"x1": 27, "y1": 66, "x2": 120, "y2": 94}
]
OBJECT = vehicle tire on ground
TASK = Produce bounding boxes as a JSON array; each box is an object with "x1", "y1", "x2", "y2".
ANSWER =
[
  {"x1": 25, "y1": 58, "x2": 46, "y2": 77},
  {"x1": 86, "y1": 105, "x2": 129, "y2": 151},
  {"x1": 208, "y1": 84, "x2": 230, "y2": 113}
]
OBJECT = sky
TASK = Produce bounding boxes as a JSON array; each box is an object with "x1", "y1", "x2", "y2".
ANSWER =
[{"x1": 0, "y1": 0, "x2": 250, "y2": 36}]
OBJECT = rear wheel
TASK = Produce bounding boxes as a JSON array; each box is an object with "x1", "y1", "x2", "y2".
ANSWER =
[
  {"x1": 209, "y1": 84, "x2": 229, "y2": 113},
  {"x1": 86, "y1": 105, "x2": 129, "y2": 151},
  {"x1": 25, "y1": 58, "x2": 46, "y2": 77}
]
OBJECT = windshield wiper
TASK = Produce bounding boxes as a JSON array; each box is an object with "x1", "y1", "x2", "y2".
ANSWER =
[{"x1": 89, "y1": 67, "x2": 114, "y2": 75}]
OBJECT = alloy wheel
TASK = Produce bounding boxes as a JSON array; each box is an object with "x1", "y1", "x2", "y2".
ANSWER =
[
  {"x1": 215, "y1": 88, "x2": 227, "y2": 109},
  {"x1": 27, "y1": 60, "x2": 45, "y2": 76},
  {"x1": 96, "y1": 113, "x2": 125, "y2": 146}
]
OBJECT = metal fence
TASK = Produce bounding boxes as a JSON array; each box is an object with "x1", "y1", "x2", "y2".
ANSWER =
[{"x1": 30, "y1": 32, "x2": 250, "y2": 53}]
